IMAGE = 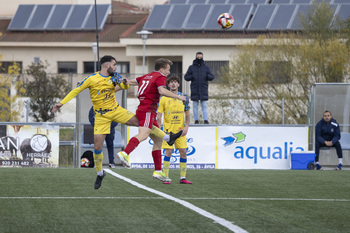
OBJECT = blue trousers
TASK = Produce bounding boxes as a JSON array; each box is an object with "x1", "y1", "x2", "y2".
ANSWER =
[
  {"x1": 105, "y1": 127, "x2": 115, "y2": 164},
  {"x1": 315, "y1": 141, "x2": 343, "y2": 163},
  {"x1": 193, "y1": 100, "x2": 208, "y2": 121}
]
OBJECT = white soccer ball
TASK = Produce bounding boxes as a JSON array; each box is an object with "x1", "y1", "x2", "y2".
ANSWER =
[
  {"x1": 217, "y1": 13, "x2": 234, "y2": 29},
  {"x1": 81, "y1": 158, "x2": 90, "y2": 167}
]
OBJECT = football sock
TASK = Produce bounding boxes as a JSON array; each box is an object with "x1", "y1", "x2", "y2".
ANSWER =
[
  {"x1": 339, "y1": 158, "x2": 342, "y2": 164},
  {"x1": 180, "y1": 158, "x2": 187, "y2": 179},
  {"x1": 124, "y1": 137, "x2": 140, "y2": 155},
  {"x1": 93, "y1": 149, "x2": 103, "y2": 173},
  {"x1": 152, "y1": 150, "x2": 162, "y2": 171},
  {"x1": 163, "y1": 156, "x2": 171, "y2": 177},
  {"x1": 150, "y1": 126, "x2": 166, "y2": 139}
]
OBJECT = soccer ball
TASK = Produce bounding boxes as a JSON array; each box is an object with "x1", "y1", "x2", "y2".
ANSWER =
[
  {"x1": 217, "y1": 13, "x2": 234, "y2": 29},
  {"x1": 30, "y1": 134, "x2": 48, "y2": 152},
  {"x1": 81, "y1": 158, "x2": 90, "y2": 167}
]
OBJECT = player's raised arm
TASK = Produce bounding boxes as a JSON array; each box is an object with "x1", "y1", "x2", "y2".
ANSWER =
[{"x1": 158, "y1": 86, "x2": 186, "y2": 102}]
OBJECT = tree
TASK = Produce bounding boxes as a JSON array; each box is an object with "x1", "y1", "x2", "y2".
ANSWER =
[
  {"x1": 214, "y1": 2, "x2": 350, "y2": 124},
  {"x1": 0, "y1": 61, "x2": 25, "y2": 121},
  {"x1": 22, "y1": 61, "x2": 70, "y2": 122}
]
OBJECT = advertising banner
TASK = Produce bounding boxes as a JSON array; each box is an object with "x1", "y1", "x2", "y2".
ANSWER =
[
  {"x1": 0, "y1": 124, "x2": 59, "y2": 168},
  {"x1": 129, "y1": 126, "x2": 216, "y2": 169},
  {"x1": 217, "y1": 126, "x2": 308, "y2": 169}
]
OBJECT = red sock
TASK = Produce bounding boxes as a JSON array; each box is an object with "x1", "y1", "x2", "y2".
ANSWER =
[
  {"x1": 124, "y1": 137, "x2": 140, "y2": 155},
  {"x1": 152, "y1": 150, "x2": 162, "y2": 171}
]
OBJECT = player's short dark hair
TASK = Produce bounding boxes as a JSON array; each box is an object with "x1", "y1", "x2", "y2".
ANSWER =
[
  {"x1": 167, "y1": 74, "x2": 180, "y2": 85},
  {"x1": 324, "y1": 110, "x2": 332, "y2": 116},
  {"x1": 100, "y1": 55, "x2": 116, "y2": 65},
  {"x1": 196, "y1": 52, "x2": 203, "y2": 56},
  {"x1": 155, "y1": 58, "x2": 173, "y2": 71}
]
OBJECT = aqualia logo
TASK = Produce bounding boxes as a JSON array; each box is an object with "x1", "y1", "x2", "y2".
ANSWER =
[
  {"x1": 148, "y1": 138, "x2": 196, "y2": 163},
  {"x1": 222, "y1": 131, "x2": 304, "y2": 164}
]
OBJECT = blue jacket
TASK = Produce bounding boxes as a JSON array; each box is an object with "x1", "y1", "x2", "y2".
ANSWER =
[
  {"x1": 315, "y1": 118, "x2": 341, "y2": 145},
  {"x1": 184, "y1": 59, "x2": 214, "y2": 101}
]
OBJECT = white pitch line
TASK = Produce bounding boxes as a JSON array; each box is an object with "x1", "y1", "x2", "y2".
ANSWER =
[{"x1": 104, "y1": 169, "x2": 248, "y2": 233}]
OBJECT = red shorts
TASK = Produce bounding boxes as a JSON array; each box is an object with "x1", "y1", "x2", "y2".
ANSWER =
[{"x1": 136, "y1": 110, "x2": 159, "y2": 129}]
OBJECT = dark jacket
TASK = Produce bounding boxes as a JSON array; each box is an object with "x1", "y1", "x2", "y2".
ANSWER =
[
  {"x1": 184, "y1": 59, "x2": 214, "y2": 101},
  {"x1": 315, "y1": 118, "x2": 341, "y2": 145}
]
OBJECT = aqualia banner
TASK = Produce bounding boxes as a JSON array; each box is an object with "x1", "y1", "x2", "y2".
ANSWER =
[
  {"x1": 0, "y1": 124, "x2": 59, "y2": 168},
  {"x1": 128, "y1": 126, "x2": 216, "y2": 169},
  {"x1": 127, "y1": 126, "x2": 308, "y2": 169},
  {"x1": 217, "y1": 126, "x2": 308, "y2": 169}
]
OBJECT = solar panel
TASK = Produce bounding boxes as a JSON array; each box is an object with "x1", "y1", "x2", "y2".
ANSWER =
[
  {"x1": 183, "y1": 4, "x2": 212, "y2": 29},
  {"x1": 144, "y1": 5, "x2": 171, "y2": 30},
  {"x1": 45, "y1": 5, "x2": 72, "y2": 30},
  {"x1": 8, "y1": 4, "x2": 110, "y2": 31},
  {"x1": 168, "y1": 0, "x2": 187, "y2": 3},
  {"x1": 248, "y1": 4, "x2": 277, "y2": 30},
  {"x1": 292, "y1": 0, "x2": 311, "y2": 4},
  {"x1": 246, "y1": 0, "x2": 269, "y2": 4},
  {"x1": 203, "y1": 4, "x2": 234, "y2": 29},
  {"x1": 272, "y1": 0, "x2": 291, "y2": 3},
  {"x1": 7, "y1": 5, "x2": 35, "y2": 30},
  {"x1": 65, "y1": 5, "x2": 91, "y2": 30},
  {"x1": 227, "y1": 0, "x2": 248, "y2": 3},
  {"x1": 163, "y1": 4, "x2": 191, "y2": 30},
  {"x1": 187, "y1": 0, "x2": 207, "y2": 4},
  {"x1": 268, "y1": 4, "x2": 297, "y2": 30},
  {"x1": 289, "y1": 4, "x2": 313, "y2": 30},
  {"x1": 333, "y1": 0, "x2": 350, "y2": 3},
  {"x1": 207, "y1": 0, "x2": 228, "y2": 3},
  {"x1": 231, "y1": 4, "x2": 254, "y2": 29},
  {"x1": 84, "y1": 4, "x2": 111, "y2": 30},
  {"x1": 336, "y1": 4, "x2": 350, "y2": 21},
  {"x1": 27, "y1": 5, "x2": 53, "y2": 30}
]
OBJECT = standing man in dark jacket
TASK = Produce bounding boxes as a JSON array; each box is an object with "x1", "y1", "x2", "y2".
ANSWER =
[
  {"x1": 315, "y1": 110, "x2": 343, "y2": 170},
  {"x1": 184, "y1": 52, "x2": 214, "y2": 124}
]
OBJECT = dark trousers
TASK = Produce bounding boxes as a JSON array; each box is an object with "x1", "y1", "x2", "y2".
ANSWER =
[
  {"x1": 105, "y1": 128, "x2": 115, "y2": 164},
  {"x1": 315, "y1": 141, "x2": 343, "y2": 162}
]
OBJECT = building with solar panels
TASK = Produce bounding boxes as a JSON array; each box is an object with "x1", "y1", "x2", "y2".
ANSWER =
[{"x1": 0, "y1": 0, "x2": 349, "y2": 123}]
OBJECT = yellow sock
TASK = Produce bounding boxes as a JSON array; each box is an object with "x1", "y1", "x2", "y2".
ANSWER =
[
  {"x1": 150, "y1": 126, "x2": 166, "y2": 138},
  {"x1": 93, "y1": 151, "x2": 103, "y2": 172},
  {"x1": 180, "y1": 162, "x2": 187, "y2": 178},
  {"x1": 163, "y1": 160, "x2": 170, "y2": 178}
]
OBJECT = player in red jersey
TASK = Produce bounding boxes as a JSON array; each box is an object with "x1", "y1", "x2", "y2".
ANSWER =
[{"x1": 118, "y1": 58, "x2": 186, "y2": 182}]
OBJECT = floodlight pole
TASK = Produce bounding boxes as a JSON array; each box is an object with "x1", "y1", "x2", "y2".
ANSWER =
[
  {"x1": 137, "y1": 30, "x2": 153, "y2": 75},
  {"x1": 92, "y1": 43, "x2": 97, "y2": 72},
  {"x1": 94, "y1": 0, "x2": 100, "y2": 69}
]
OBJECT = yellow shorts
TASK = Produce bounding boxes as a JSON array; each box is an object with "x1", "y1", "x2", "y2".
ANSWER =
[
  {"x1": 162, "y1": 135, "x2": 187, "y2": 149},
  {"x1": 94, "y1": 106, "x2": 134, "y2": 135}
]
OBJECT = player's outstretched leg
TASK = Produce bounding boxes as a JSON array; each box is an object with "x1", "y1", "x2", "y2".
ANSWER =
[
  {"x1": 167, "y1": 130, "x2": 183, "y2": 146},
  {"x1": 117, "y1": 151, "x2": 130, "y2": 168}
]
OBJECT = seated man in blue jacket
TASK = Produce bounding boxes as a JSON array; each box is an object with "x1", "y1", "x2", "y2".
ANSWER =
[
  {"x1": 89, "y1": 106, "x2": 118, "y2": 168},
  {"x1": 315, "y1": 110, "x2": 343, "y2": 170}
]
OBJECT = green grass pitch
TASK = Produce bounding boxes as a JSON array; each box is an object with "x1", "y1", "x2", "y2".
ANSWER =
[{"x1": 0, "y1": 168, "x2": 349, "y2": 233}]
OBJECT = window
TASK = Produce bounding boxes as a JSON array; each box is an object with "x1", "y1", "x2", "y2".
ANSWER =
[
  {"x1": 58, "y1": 62, "x2": 77, "y2": 74},
  {"x1": 0, "y1": 61, "x2": 23, "y2": 74},
  {"x1": 255, "y1": 61, "x2": 292, "y2": 84},
  {"x1": 205, "y1": 61, "x2": 229, "y2": 83},
  {"x1": 116, "y1": 62, "x2": 129, "y2": 74},
  {"x1": 83, "y1": 62, "x2": 96, "y2": 74}
]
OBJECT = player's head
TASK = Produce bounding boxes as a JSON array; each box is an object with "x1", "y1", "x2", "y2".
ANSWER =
[
  {"x1": 100, "y1": 55, "x2": 117, "y2": 76},
  {"x1": 167, "y1": 74, "x2": 180, "y2": 91},
  {"x1": 155, "y1": 58, "x2": 173, "y2": 76},
  {"x1": 323, "y1": 110, "x2": 332, "y2": 122}
]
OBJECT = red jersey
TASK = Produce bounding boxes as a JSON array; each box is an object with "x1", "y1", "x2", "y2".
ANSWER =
[{"x1": 136, "y1": 71, "x2": 167, "y2": 113}]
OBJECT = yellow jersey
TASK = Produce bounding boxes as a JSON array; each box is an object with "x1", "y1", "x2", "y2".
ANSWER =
[
  {"x1": 158, "y1": 92, "x2": 190, "y2": 134},
  {"x1": 60, "y1": 72, "x2": 127, "y2": 110}
]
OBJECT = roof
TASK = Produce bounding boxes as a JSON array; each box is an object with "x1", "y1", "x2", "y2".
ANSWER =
[{"x1": 0, "y1": 0, "x2": 268, "y2": 44}]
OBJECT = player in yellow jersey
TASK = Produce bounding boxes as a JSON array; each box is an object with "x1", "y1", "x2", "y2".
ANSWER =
[
  {"x1": 157, "y1": 74, "x2": 192, "y2": 184},
  {"x1": 51, "y1": 55, "x2": 182, "y2": 189}
]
